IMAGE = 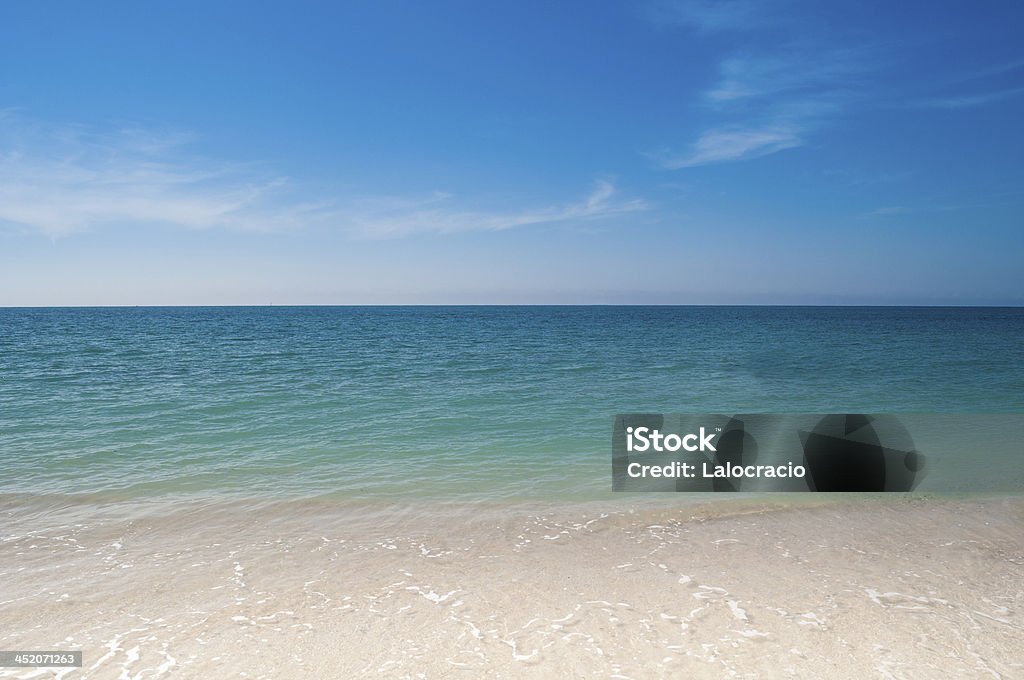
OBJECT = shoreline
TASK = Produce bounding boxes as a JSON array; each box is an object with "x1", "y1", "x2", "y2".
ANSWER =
[{"x1": 4, "y1": 491, "x2": 1016, "y2": 547}]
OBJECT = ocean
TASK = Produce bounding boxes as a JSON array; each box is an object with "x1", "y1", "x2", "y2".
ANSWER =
[{"x1": 1, "y1": 306, "x2": 1022, "y2": 503}]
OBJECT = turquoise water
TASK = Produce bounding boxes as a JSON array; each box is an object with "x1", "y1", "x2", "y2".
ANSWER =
[{"x1": 1, "y1": 306, "x2": 1022, "y2": 501}]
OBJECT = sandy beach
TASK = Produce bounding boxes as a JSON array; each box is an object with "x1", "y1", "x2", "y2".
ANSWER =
[
  {"x1": 4, "y1": 0, "x2": 1023, "y2": 675},
  {"x1": 2, "y1": 496, "x2": 1021, "y2": 679}
]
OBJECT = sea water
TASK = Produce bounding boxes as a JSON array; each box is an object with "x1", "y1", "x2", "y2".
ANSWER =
[{"x1": 1, "y1": 306, "x2": 1021, "y2": 503}]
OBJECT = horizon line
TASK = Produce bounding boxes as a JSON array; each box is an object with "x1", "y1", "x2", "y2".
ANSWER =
[{"x1": 2, "y1": 303, "x2": 1023, "y2": 310}]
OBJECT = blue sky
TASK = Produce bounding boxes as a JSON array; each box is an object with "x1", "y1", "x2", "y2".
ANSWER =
[{"x1": 1, "y1": 0, "x2": 1021, "y2": 305}]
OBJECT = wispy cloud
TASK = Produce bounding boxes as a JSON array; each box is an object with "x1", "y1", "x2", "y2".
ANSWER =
[
  {"x1": 657, "y1": 125, "x2": 801, "y2": 168},
  {"x1": 342, "y1": 180, "x2": 647, "y2": 239},
  {"x1": 869, "y1": 205, "x2": 914, "y2": 216},
  {"x1": 705, "y1": 50, "x2": 869, "y2": 104},
  {"x1": 901, "y1": 58, "x2": 1024, "y2": 111},
  {"x1": 914, "y1": 87, "x2": 1024, "y2": 110},
  {"x1": 0, "y1": 112, "x2": 305, "y2": 237},
  {"x1": 649, "y1": 0, "x2": 780, "y2": 33},
  {"x1": 867, "y1": 195, "x2": 1017, "y2": 218},
  {"x1": 656, "y1": 49, "x2": 870, "y2": 168},
  {"x1": 652, "y1": 3, "x2": 876, "y2": 169},
  {"x1": 0, "y1": 114, "x2": 646, "y2": 239}
]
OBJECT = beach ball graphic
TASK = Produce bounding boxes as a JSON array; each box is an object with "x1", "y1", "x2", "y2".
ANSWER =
[{"x1": 799, "y1": 414, "x2": 923, "y2": 492}]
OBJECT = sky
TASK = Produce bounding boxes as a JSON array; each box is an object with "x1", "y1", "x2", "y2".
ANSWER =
[{"x1": 0, "y1": 0, "x2": 1022, "y2": 305}]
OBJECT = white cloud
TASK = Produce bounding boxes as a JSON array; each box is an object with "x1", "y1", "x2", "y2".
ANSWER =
[
  {"x1": 706, "y1": 50, "x2": 868, "y2": 104},
  {"x1": 650, "y1": 0, "x2": 777, "y2": 33},
  {"x1": 658, "y1": 47, "x2": 873, "y2": 168},
  {"x1": 660, "y1": 125, "x2": 801, "y2": 168},
  {"x1": 0, "y1": 114, "x2": 646, "y2": 239},
  {"x1": 650, "y1": 0, "x2": 877, "y2": 170},
  {"x1": 915, "y1": 87, "x2": 1024, "y2": 110},
  {"x1": 344, "y1": 179, "x2": 648, "y2": 239},
  {"x1": 0, "y1": 113, "x2": 300, "y2": 237}
]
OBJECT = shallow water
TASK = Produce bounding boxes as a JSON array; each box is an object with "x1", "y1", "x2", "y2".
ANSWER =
[{"x1": 1, "y1": 497, "x2": 1021, "y2": 679}]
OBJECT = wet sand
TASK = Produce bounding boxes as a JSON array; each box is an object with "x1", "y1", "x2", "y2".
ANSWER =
[{"x1": 2, "y1": 496, "x2": 1022, "y2": 678}]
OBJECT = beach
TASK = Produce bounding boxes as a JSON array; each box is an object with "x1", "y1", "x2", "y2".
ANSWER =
[
  {"x1": 3, "y1": 0, "x2": 1024, "y2": 671},
  {"x1": 5, "y1": 0, "x2": 1023, "y2": 673},
  {"x1": 2, "y1": 307, "x2": 1022, "y2": 677},
  {"x1": 3, "y1": 495, "x2": 1022, "y2": 678}
]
